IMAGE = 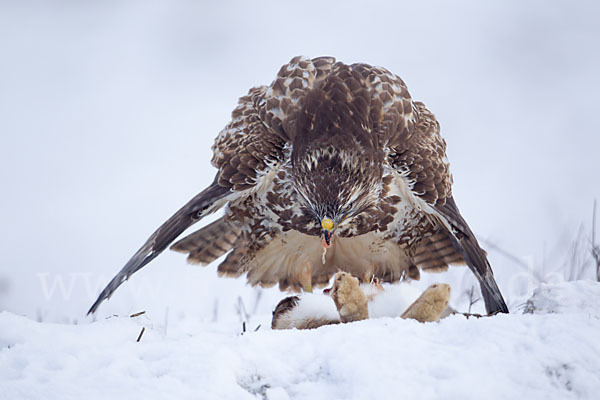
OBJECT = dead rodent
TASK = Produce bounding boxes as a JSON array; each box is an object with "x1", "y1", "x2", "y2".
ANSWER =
[
  {"x1": 400, "y1": 283, "x2": 451, "y2": 323},
  {"x1": 329, "y1": 272, "x2": 369, "y2": 323},
  {"x1": 271, "y1": 295, "x2": 341, "y2": 330},
  {"x1": 272, "y1": 273, "x2": 451, "y2": 329}
]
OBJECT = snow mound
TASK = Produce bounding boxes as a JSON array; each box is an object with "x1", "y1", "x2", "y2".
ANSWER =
[
  {"x1": 2, "y1": 281, "x2": 600, "y2": 400},
  {"x1": 524, "y1": 280, "x2": 600, "y2": 316}
]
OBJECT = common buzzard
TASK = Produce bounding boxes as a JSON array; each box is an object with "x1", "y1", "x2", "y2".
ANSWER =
[{"x1": 88, "y1": 56, "x2": 508, "y2": 315}]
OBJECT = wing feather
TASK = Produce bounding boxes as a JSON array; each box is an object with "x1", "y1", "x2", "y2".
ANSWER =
[
  {"x1": 87, "y1": 181, "x2": 232, "y2": 314},
  {"x1": 390, "y1": 102, "x2": 508, "y2": 314},
  {"x1": 88, "y1": 62, "x2": 303, "y2": 313},
  {"x1": 170, "y1": 217, "x2": 241, "y2": 265}
]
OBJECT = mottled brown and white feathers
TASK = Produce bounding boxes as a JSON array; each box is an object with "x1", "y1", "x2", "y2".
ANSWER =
[
  {"x1": 88, "y1": 56, "x2": 508, "y2": 316},
  {"x1": 170, "y1": 217, "x2": 240, "y2": 265}
]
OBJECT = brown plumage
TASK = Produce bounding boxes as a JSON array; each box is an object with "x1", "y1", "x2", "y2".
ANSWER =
[
  {"x1": 171, "y1": 218, "x2": 240, "y2": 265},
  {"x1": 88, "y1": 56, "x2": 508, "y2": 316}
]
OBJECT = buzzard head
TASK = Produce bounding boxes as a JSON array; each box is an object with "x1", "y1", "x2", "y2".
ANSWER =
[
  {"x1": 290, "y1": 84, "x2": 383, "y2": 246},
  {"x1": 292, "y1": 146, "x2": 381, "y2": 246}
]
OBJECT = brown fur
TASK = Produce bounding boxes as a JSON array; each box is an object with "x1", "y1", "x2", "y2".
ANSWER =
[
  {"x1": 401, "y1": 283, "x2": 451, "y2": 322},
  {"x1": 330, "y1": 272, "x2": 369, "y2": 323}
]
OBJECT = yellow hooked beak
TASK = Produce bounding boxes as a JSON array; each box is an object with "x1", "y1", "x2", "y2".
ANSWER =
[
  {"x1": 321, "y1": 218, "x2": 334, "y2": 231},
  {"x1": 321, "y1": 217, "x2": 334, "y2": 247}
]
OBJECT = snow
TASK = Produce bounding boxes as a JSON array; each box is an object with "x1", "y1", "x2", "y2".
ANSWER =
[
  {"x1": 524, "y1": 280, "x2": 600, "y2": 316},
  {"x1": 2, "y1": 281, "x2": 600, "y2": 400},
  {"x1": 366, "y1": 282, "x2": 423, "y2": 318}
]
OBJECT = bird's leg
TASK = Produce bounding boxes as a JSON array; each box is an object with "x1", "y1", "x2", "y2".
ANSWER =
[
  {"x1": 370, "y1": 276, "x2": 383, "y2": 291},
  {"x1": 360, "y1": 264, "x2": 376, "y2": 284},
  {"x1": 360, "y1": 267, "x2": 384, "y2": 301},
  {"x1": 298, "y1": 260, "x2": 313, "y2": 293}
]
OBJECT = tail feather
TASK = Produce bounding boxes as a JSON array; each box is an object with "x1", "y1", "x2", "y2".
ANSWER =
[
  {"x1": 217, "y1": 247, "x2": 248, "y2": 278},
  {"x1": 170, "y1": 217, "x2": 241, "y2": 265},
  {"x1": 87, "y1": 181, "x2": 232, "y2": 314},
  {"x1": 414, "y1": 232, "x2": 465, "y2": 272}
]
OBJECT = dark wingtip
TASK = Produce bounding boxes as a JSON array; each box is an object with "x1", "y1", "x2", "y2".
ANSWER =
[
  {"x1": 443, "y1": 223, "x2": 509, "y2": 315},
  {"x1": 86, "y1": 181, "x2": 231, "y2": 316},
  {"x1": 86, "y1": 252, "x2": 158, "y2": 315},
  {"x1": 87, "y1": 298, "x2": 102, "y2": 315},
  {"x1": 481, "y1": 275, "x2": 509, "y2": 314},
  {"x1": 86, "y1": 272, "x2": 128, "y2": 315}
]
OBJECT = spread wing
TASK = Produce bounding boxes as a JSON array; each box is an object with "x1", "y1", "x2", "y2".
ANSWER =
[
  {"x1": 352, "y1": 65, "x2": 507, "y2": 313},
  {"x1": 88, "y1": 182, "x2": 231, "y2": 314},
  {"x1": 88, "y1": 56, "x2": 337, "y2": 314},
  {"x1": 431, "y1": 197, "x2": 509, "y2": 314},
  {"x1": 389, "y1": 101, "x2": 508, "y2": 314}
]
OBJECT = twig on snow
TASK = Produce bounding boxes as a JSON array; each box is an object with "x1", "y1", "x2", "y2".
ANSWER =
[
  {"x1": 136, "y1": 327, "x2": 146, "y2": 342},
  {"x1": 130, "y1": 311, "x2": 146, "y2": 318}
]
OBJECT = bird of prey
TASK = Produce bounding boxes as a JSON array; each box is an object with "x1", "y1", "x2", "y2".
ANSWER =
[{"x1": 88, "y1": 56, "x2": 508, "y2": 315}]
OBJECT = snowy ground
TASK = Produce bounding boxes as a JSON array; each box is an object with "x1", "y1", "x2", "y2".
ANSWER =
[{"x1": 2, "y1": 281, "x2": 599, "y2": 400}]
